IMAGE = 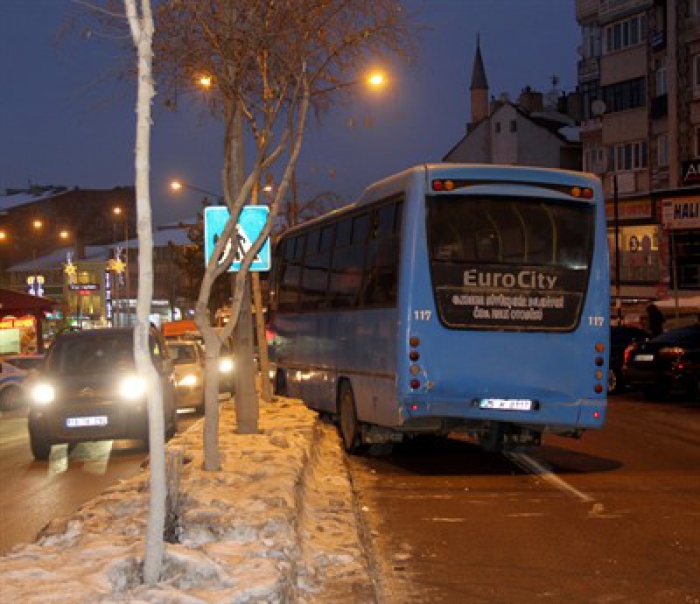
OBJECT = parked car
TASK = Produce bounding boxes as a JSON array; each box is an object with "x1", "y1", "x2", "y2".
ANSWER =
[
  {"x1": 167, "y1": 334, "x2": 236, "y2": 396},
  {"x1": 622, "y1": 323, "x2": 700, "y2": 400},
  {"x1": 0, "y1": 354, "x2": 44, "y2": 410},
  {"x1": 609, "y1": 325, "x2": 650, "y2": 394},
  {"x1": 168, "y1": 339, "x2": 205, "y2": 412},
  {"x1": 26, "y1": 327, "x2": 178, "y2": 460}
]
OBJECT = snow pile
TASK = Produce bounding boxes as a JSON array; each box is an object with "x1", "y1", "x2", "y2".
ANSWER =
[{"x1": 0, "y1": 398, "x2": 376, "y2": 603}]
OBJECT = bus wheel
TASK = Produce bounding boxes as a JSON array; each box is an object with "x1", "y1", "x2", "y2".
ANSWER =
[
  {"x1": 274, "y1": 370, "x2": 288, "y2": 397},
  {"x1": 338, "y1": 383, "x2": 362, "y2": 454}
]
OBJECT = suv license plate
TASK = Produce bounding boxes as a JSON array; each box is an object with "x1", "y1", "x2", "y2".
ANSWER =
[
  {"x1": 66, "y1": 416, "x2": 109, "y2": 428},
  {"x1": 479, "y1": 398, "x2": 533, "y2": 411}
]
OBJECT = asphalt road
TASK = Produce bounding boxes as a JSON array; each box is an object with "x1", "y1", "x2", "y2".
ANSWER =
[
  {"x1": 0, "y1": 407, "x2": 200, "y2": 555},
  {"x1": 349, "y1": 392, "x2": 700, "y2": 604}
]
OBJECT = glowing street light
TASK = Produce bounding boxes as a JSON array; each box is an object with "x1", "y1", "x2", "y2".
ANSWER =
[
  {"x1": 198, "y1": 74, "x2": 212, "y2": 88},
  {"x1": 169, "y1": 180, "x2": 223, "y2": 204},
  {"x1": 366, "y1": 70, "x2": 386, "y2": 89},
  {"x1": 33, "y1": 219, "x2": 43, "y2": 230}
]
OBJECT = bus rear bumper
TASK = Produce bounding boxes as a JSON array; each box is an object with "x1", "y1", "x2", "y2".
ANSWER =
[{"x1": 398, "y1": 397, "x2": 607, "y2": 432}]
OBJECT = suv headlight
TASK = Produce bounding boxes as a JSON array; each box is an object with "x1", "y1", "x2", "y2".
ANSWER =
[
  {"x1": 177, "y1": 374, "x2": 197, "y2": 387},
  {"x1": 119, "y1": 374, "x2": 147, "y2": 400},
  {"x1": 31, "y1": 383, "x2": 55, "y2": 405},
  {"x1": 219, "y1": 358, "x2": 235, "y2": 374}
]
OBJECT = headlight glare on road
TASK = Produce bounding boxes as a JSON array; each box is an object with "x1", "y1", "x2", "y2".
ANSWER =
[
  {"x1": 119, "y1": 374, "x2": 147, "y2": 400},
  {"x1": 177, "y1": 373, "x2": 197, "y2": 387},
  {"x1": 31, "y1": 383, "x2": 55, "y2": 405},
  {"x1": 219, "y1": 358, "x2": 235, "y2": 374}
]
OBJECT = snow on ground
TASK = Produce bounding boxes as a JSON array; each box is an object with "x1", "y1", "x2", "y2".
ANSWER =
[{"x1": 0, "y1": 398, "x2": 377, "y2": 603}]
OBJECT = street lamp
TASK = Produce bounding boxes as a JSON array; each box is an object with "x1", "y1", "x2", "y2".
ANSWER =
[
  {"x1": 366, "y1": 70, "x2": 387, "y2": 89},
  {"x1": 170, "y1": 180, "x2": 223, "y2": 203},
  {"x1": 112, "y1": 206, "x2": 130, "y2": 327}
]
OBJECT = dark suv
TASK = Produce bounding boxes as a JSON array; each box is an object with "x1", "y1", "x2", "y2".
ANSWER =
[
  {"x1": 27, "y1": 327, "x2": 178, "y2": 460},
  {"x1": 623, "y1": 324, "x2": 700, "y2": 400}
]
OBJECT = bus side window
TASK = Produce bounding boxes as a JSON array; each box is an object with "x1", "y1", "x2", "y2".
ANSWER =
[
  {"x1": 329, "y1": 215, "x2": 366, "y2": 309},
  {"x1": 300, "y1": 227, "x2": 332, "y2": 311},
  {"x1": 279, "y1": 234, "x2": 305, "y2": 312},
  {"x1": 363, "y1": 202, "x2": 401, "y2": 307}
]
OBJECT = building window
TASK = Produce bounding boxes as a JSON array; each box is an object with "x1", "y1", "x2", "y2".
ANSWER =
[
  {"x1": 695, "y1": 126, "x2": 700, "y2": 158},
  {"x1": 495, "y1": 122, "x2": 501, "y2": 134},
  {"x1": 692, "y1": 0, "x2": 700, "y2": 17},
  {"x1": 583, "y1": 145, "x2": 605, "y2": 173},
  {"x1": 657, "y1": 134, "x2": 669, "y2": 167},
  {"x1": 694, "y1": 55, "x2": 700, "y2": 97},
  {"x1": 509, "y1": 120, "x2": 517, "y2": 133},
  {"x1": 602, "y1": 77, "x2": 646, "y2": 113},
  {"x1": 604, "y1": 14, "x2": 646, "y2": 54},
  {"x1": 655, "y1": 66, "x2": 667, "y2": 97},
  {"x1": 611, "y1": 140, "x2": 648, "y2": 171}
]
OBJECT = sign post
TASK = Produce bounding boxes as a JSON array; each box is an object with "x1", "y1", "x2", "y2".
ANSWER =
[{"x1": 203, "y1": 206, "x2": 271, "y2": 272}]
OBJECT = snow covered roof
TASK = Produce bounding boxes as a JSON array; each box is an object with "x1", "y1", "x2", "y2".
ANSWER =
[
  {"x1": 6, "y1": 223, "x2": 195, "y2": 271},
  {"x1": 0, "y1": 187, "x2": 68, "y2": 212}
]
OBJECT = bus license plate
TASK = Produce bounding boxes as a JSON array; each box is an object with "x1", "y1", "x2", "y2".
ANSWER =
[
  {"x1": 66, "y1": 416, "x2": 109, "y2": 428},
  {"x1": 479, "y1": 398, "x2": 532, "y2": 411}
]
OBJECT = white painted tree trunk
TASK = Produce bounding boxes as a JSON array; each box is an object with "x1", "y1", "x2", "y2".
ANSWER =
[{"x1": 124, "y1": 0, "x2": 165, "y2": 585}]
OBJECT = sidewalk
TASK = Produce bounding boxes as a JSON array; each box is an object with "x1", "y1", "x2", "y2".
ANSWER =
[{"x1": 0, "y1": 398, "x2": 378, "y2": 603}]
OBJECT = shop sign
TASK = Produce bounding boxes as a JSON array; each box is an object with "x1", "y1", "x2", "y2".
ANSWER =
[
  {"x1": 661, "y1": 197, "x2": 700, "y2": 230},
  {"x1": 69, "y1": 283, "x2": 100, "y2": 293},
  {"x1": 605, "y1": 199, "x2": 652, "y2": 220},
  {"x1": 681, "y1": 160, "x2": 700, "y2": 186},
  {"x1": 0, "y1": 315, "x2": 36, "y2": 331}
]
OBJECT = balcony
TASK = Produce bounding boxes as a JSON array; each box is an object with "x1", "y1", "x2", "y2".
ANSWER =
[
  {"x1": 578, "y1": 57, "x2": 600, "y2": 83},
  {"x1": 575, "y1": 0, "x2": 598, "y2": 21}
]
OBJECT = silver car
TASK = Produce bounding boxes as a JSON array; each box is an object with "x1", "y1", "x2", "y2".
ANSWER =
[{"x1": 169, "y1": 340, "x2": 205, "y2": 412}]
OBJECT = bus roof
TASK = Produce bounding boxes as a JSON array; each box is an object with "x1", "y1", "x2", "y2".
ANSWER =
[{"x1": 280, "y1": 163, "x2": 601, "y2": 239}]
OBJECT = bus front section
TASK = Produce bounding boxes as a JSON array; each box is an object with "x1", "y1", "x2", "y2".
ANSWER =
[{"x1": 398, "y1": 169, "x2": 609, "y2": 451}]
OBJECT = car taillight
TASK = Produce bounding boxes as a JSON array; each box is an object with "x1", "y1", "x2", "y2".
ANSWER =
[
  {"x1": 659, "y1": 346, "x2": 685, "y2": 358},
  {"x1": 623, "y1": 344, "x2": 636, "y2": 365}
]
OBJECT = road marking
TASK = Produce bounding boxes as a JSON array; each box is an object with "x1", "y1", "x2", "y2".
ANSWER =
[{"x1": 505, "y1": 451, "x2": 595, "y2": 504}]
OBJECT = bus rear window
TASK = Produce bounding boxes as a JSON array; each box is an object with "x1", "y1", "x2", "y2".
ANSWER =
[{"x1": 427, "y1": 195, "x2": 595, "y2": 332}]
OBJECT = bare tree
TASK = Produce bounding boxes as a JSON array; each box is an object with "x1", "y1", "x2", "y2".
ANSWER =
[
  {"x1": 124, "y1": 0, "x2": 165, "y2": 584},
  {"x1": 151, "y1": 0, "x2": 412, "y2": 470}
]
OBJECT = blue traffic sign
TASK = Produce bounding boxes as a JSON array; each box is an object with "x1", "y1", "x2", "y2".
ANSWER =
[{"x1": 204, "y1": 206, "x2": 271, "y2": 272}]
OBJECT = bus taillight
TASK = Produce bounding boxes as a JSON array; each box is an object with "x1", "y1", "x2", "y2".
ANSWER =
[
  {"x1": 409, "y1": 350, "x2": 420, "y2": 361},
  {"x1": 410, "y1": 379, "x2": 421, "y2": 390}
]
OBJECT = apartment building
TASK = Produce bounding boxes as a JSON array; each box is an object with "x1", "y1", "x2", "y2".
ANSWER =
[{"x1": 576, "y1": 0, "x2": 700, "y2": 309}]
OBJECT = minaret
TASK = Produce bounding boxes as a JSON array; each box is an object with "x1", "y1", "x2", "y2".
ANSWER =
[{"x1": 469, "y1": 36, "x2": 489, "y2": 129}]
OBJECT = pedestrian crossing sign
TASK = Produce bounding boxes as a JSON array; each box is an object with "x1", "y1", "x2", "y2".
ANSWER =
[{"x1": 203, "y1": 206, "x2": 271, "y2": 272}]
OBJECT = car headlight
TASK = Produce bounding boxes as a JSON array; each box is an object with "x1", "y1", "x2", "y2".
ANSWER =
[
  {"x1": 219, "y1": 358, "x2": 235, "y2": 374},
  {"x1": 31, "y1": 383, "x2": 55, "y2": 405},
  {"x1": 177, "y1": 374, "x2": 197, "y2": 387},
  {"x1": 119, "y1": 374, "x2": 147, "y2": 400}
]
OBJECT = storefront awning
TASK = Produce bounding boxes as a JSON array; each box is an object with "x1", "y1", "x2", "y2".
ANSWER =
[{"x1": 0, "y1": 288, "x2": 55, "y2": 316}]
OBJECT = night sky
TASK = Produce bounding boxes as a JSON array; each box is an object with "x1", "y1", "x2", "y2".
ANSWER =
[{"x1": 1, "y1": 0, "x2": 580, "y2": 225}]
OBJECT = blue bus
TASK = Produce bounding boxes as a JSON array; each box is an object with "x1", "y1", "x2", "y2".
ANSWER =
[{"x1": 268, "y1": 164, "x2": 609, "y2": 453}]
